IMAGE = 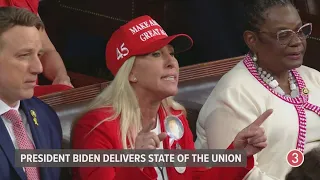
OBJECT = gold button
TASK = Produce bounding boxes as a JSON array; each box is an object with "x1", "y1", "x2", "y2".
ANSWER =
[{"x1": 302, "y1": 87, "x2": 309, "y2": 94}]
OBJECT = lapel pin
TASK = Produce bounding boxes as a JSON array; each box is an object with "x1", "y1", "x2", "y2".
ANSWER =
[
  {"x1": 302, "y1": 87, "x2": 309, "y2": 95},
  {"x1": 164, "y1": 116, "x2": 184, "y2": 141},
  {"x1": 175, "y1": 166, "x2": 186, "y2": 174},
  {"x1": 33, "y1": 118, "x2": 39, "y2": 126},
  {"x1": 165, "y1": 116, "x2": 186, "y2": 174},
  {"x1": 30, "y1": 110, "x2": 37, "y2": 118},
  {"x1": 30, "y1": 110, "x2": 39, "y2": 126}
]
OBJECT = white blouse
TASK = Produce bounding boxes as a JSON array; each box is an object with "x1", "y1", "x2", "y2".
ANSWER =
[{"x1": 195, "y1": 56, "x2": 320, "y2": 179}]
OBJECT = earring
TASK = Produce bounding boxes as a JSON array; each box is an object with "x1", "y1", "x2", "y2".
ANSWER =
[
  {"x1": 252, "y1": 53, "x2": 258, "y2": 62},
  {"x1": 133, "y1": 77, "x2": 137, "y2": 82}
]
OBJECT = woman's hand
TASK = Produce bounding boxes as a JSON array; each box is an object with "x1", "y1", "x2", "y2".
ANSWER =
[
  {"x1": 135, "y1": 118, "x2": 167, "y2": 149},
  {"x1": 233, "y1": 109, "x2": 273, "y2": 156}
]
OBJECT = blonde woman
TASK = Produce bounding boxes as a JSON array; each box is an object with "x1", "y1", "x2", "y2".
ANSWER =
[{"x1": 71, "y1": 15, "x2": 272, "y2": 180}]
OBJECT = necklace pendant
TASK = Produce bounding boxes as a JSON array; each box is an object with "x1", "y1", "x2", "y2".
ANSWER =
[
  {"x1": 274, "y1": 86, "x2": 285, "y2": 95},
  {"x1": 291, "y1": 90, "x2": 299, "y2": 98},
  {"x1": 290, "y1": 83, "x2": 297, "y2": 90},
  {"x1": 269, "y1": 80, "x2": 279, "y2": 88}
]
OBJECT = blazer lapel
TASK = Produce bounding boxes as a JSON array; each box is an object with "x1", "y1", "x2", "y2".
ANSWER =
[{"x1": 0, "y1": 116, "x2": 27, "y2": 180}]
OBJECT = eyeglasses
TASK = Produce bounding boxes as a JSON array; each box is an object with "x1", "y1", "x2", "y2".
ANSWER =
[{"x1": 259, "y1": 23, "x2": 312, "y2": 45}]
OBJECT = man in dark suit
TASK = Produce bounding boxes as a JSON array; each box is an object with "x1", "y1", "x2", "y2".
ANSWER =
[{"x1": 0, "y1": 7, "x2": 62, "y2": 180}]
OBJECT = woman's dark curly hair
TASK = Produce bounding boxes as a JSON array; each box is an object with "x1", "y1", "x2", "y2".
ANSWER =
[{"x1": 241, "y1": 0, "x2": 294, "y2": 31}]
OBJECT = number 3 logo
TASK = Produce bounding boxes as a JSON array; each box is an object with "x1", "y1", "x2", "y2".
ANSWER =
[
  {"x1": 287, "y1": 149, "x2": 304, "y2": 167},
  {"x1": 116, "y1": 43, "x2": 129, "y2": 60},
  {"x1": 292, "y1": 153, "x2": 298, "y2": 163}
]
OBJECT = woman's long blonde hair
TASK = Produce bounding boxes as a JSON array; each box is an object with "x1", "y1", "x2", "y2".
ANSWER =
[{"x1": 72, "y1": 56, "x2": 186, "y2": 149}]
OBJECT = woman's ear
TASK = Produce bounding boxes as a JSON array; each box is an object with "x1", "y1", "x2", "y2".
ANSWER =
[
  {"x1": 129, "y1": 72, "x2": 138, "y2": 83},
  {"x1": 243, "y1": 30, "x2": 258, "y2": 53}
]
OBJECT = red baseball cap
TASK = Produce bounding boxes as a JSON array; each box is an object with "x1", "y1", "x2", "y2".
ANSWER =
[{"x1": 106, "y1": 15, "x2": 193, "y2": 75}]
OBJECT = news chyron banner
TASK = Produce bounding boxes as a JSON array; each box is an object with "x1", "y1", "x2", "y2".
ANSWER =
[{"x1": 15, "y1": 149, "x2": 247, "y2": 167}]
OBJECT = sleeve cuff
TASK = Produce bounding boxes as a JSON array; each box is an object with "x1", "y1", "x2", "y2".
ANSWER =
[{"x1": 227, "y1": 142, "x2": 235, "y2": 149}]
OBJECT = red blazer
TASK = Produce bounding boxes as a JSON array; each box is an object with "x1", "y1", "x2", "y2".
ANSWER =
[
  {"x1": 72, "y1": 106, "x2": 254, "y2": 180},
  {"x1": 0, "y1": 0, "x2": 38, "y2": 14}
]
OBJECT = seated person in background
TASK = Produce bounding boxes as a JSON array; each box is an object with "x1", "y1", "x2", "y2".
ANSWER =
[
  {"x1": 195, "y1": 0, "x2": 320, "y2": 179},
  {"x1": 71, "y1": 15, "x2": 272, "y2": 180},
  {"x1": 0, "y1": 7, "x2": 62, "y2": 180},
  {"x1": 0, "y1": 0, "x2": 73, "y2": 96},
  {"x1": 285, "y1": 146, "x2": 320, "y2": 180}
]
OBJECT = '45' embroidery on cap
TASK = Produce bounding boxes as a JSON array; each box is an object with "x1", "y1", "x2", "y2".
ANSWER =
[{"x1": 116, "y1": 43, "x2": 129, "y2": 60}]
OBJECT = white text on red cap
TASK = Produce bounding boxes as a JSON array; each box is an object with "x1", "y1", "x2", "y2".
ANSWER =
[{"x1": 129, "y1": 19, "x2": 168, "y2": 42}]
